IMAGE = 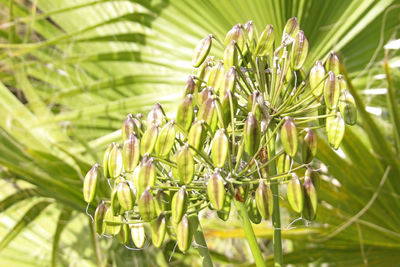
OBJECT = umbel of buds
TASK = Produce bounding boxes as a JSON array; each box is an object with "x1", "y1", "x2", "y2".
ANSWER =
[{"x1": 83, "y1": 17, "x2": 357, "y2": 257}]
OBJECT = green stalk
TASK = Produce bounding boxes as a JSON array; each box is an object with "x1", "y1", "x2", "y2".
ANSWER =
[
  {"x1": 267, "y1": 125, "x2": 284, "y2": 266},
  {"x1": 233, "y1": 199, "x2": 265, "y2": 267},
  {"x1": 189, "y1": 215, "x2": 214, "y2": 267}
]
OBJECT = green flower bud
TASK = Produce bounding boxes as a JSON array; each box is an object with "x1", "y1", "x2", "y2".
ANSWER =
[
  {"x1": 104, "y1": 207, "x2": 121, "y2": 236},
  {"x1": 255, "y1": 24, "x2": 274, "y2": 56},
  {"x1": 291, "y1": 30, "x2": 308, "y2": 70},
  {"x1": 255, "y1": 179, "x2": 273, "y2": 220},
  {"x1": 138, "y1": 189, "x2": 156, "y2": 222},
  {"x1": 171, "y1": 186, "x2": 188, "y2": 224},
  {"x1": 207, "y1": 60, "x2": 225, "y2": 92},
  {"x1": 111, "y1": 186, "x2": 121, "y2": 216},
  {"x1": 306, "y1": 167, "x2": 320, "y2": 191},
  {"x1": 282, "y1": 17, "x2": 299, "y2": 45},
  {"x1": 83, "y1": 164, "x2": 99, "y2": 203},
  {"x1": 192, "y1": 34, "x2": 212, "y2": 68},
  {"x1": 122, "y1": 114, "x2": 138, "y2": 141},
  {"x1": 302, "y1": 128, "x2": 317, "y2": 164},
  {"x1": 117, "y1": 224, "x2": 130, "y2": 245},
  {"x1": 175, "y1": 214, "x2": 193, "y2": 253},
  {"x1": 281, "y1": 117, "x2": 298, "y2": 157},
  {"x1": 211, "y1": 129, "x2": 229, "y2": 168},
  {"x1": 247, "y1": 90, "x2": 262, "y2": 120},
  {"x1": 147, "y1": 103, "x2": 164, "y2": 128},
  {"x1": 184, "y1": 75, "x2": 196, "y2": 96},
  {"x1": 130, "y1": 223, "x2": 146, "y2": 248},
  {"x1": 310, "y1": 60, "x2": 326, "y2": 97},
  {"x1": 246, "y1": 194, "x2": 261, "y2": 224},
  {"x1": 102, "y1": 143, "x2": 114, "y2": 178},
  {"x1": 217, "y1": 193, "x2": 231, "y2": 221},
  {"x1": 122, "y1": 133, "x2": 140, "y2": 172},
  {"x1": 302, "y1": 176, "x2": 318, "y2": 221},
  {"x1": 287, "y1": 173, "x2": 304, "y2": 213},
  {"x1": 117, "y1": 181, "x2": 135, "y2": 211},
  {"x1": 198, "y1": 87, "x2": 213, "y2": 107},
  {"x1": 223, "y1": 41, "x2": 237, "y2": 71},
  {"x1": 324, "y1": 71, "x2": 340, "y2": 110},
  {"x1": 339, "y1": 89, "x2": 357, "y2": 125},
  {"x1": 155, "y1": 190, "x2": 170, "y2": 216},
  {"x1": 177, "y1": 94, "x2": 194, "y2": 132},
  {"x1": 224, "y1": 24, "x2": 245, "y2": 53},
  {"x1": 155, "y1": 121, "x2": 176, "y2": 157},
  {"x1": 221, "y1": 90, "x2": 238, "y2": 126},
  {"x1": 188, "y1": 120, "x2": 206, "y2": 153},
  {"x1": 220, "y1": 67, "x2": 237, "y2": 98},
  {"x1": 94, "y1": 201, "x2": 107, "y2": 235},
  {"x1": 108, "y1": 143, "x2": 123, "y2": 179},
  {"x1": 207, "y1": 171, "x2": 226, "y2": 211},
  {"x1": 197, "y1": 97, "x2": 217, "y2": 130},
  {"x1": 277, "y1": 153, "x2": 291, "y2": 174},
  {"x1": 326, "y1": 51, "x2": 340, "y2": 75},
  {"x1": 140, "y1": 124, "x2": 159, "y2": 155},
  {"x1": 151, "y1": 212, "x2": 167, "y2": 248},
  {"x1": 137, "y1": 156, "x2": 156, "y2": 198},
  {"x1": 244, "y1": 112, "x2": 261, "y2": 156},
  {"x1": 326, "y1": 111, "x2": 345, "y2": 150},
  {"x1": 177, "y1": 145, "x2": 195, "y2": 185}
]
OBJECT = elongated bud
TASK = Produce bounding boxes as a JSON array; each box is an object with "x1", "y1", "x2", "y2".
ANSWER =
[
  {"x1": 324, "y1": 71, "x2": 340, "y2": 109},
  {"x1": 287, "y1": 173, "x2": 304, "y2": 213},
  {"x1": 246, "y1": 195, "x2": 261, "y2": 224},
  {"x1": 306, "y1": 167, "x2": 320, "y2": 191},
  {"x1": 207, "y1": 171, "x2": 226, "y2": 211},
  {"x1": 171, "y1": 186, "x2": 188, "y2": 224},
  {"x1": 224, "y1": 24, "x2": 245, "y2": 53},
  {"x1": 211, "y1": 129, "x2": 229, "y2": 168},
  {"x1": 108, "y1": 144, "x2": 123, "y2": 178},
  {"x1": 339, "y1": 89, "x2": 357, "y2": 125},
  {"x1": 247, "y1": 90, "x2": 262, "y2": 120},
  {"x1": 131, "y1": 223, "x2": 146, "y2": 248},
  {"x1": 151, "y1": 212, "x2": 167, "y2": 248},
  {"x1": 244, "y1": 20, "x2": 255, "y2": 44},
  {"x1": 117, "y1": 181, "x2": 135, "y2": 211},
  {"x1": 177, "y1": 94, "x2": 194, "y2": 132},
  {"x1": 192, "y1": 35, "x2": 212, "y2": 68},
  {"x1": 224, "y1": 41, "x2": 237, "y2": 71},
  {"x1": 310, "y1": 60, "x2": 326, "y2": 97},
  {"x1": 83, "y1": 164, "x2": 99, "y2": 203},
  {"x1": 207, "y1": 60, "x2": 224, "y2": 92},
  {"x1": 291, "y1": 30, "x2": 308, "y2": 70},
  {"x1": 198, "y1": 87, "x2": 213, "y2": 107},
  {"x1": 255, "y1": 179, "x2": 273, "y2": 220},
  {"x1": 94, "y1": 201, "x2": 107, "y2": 235},
  {"x1": 102, "y1": 143, "x2": 114, "y2": 178},
  {"x1": 221, "y1": 90, "x2": 238, "y2": 126},
  {"x1": 188, "y1": 120, "x2": 206, "y2": 153},
  {"x1": 122, "y1": 114, "x2": 138, "y2": 141},
  {"x1": 137, "y1": 156, "x2": 156, "y2": 198},
  {"x1": 177, "y1": 145, "x2": 195, "y2": 184},
  {"x1": 156, "y1": 121, "x2": 176, "y2": 157},
  {"x1": 122, "y1": 133, "x2": 140, "y2": 172},
  {"x1": 302, "y1": 128, "x2": 317, "y2": 164},
  {"x1": 277, "y1": 153, "x2": 291, "y2": 174},
  {"x1": 244, "y1": 112, "x2": 261, "y2": 156},
  {"x1": 140, "y1": 124, "x2": 159, "y2": 155},
  {"x1": 281, "y1": 117, "x2": 298, "y2": 157},
  {"x1": 138, "y1": 189, "x2": 156, "y2": 222},
  {"x1": 255, "y1": 24, "x2": 274, "y2": 56},
  {"x1": 217, "y1": 193, "x2": 231, "y2": 221},
  {"x1": 326, "y1": 51, "x2": 340, "y2": 75},
  {"x1": 155, "y1": 190, "x2": 170, "y2": 215},
  {"x1": 104, "y1": 207, "x2": 121, "y2": 236},
  {"x1": 147, "y1": 103, "x2": 164, "y2": 128},
  {"x1": 111, "y1": 186, "x2": 121, "y2": 216},
  {"x1": 220, "y1": 67, "x2": 237, "y2": 98},
  {"x1": 326, "y1": 111, "x2": 345, "y2": 150},
  {"x1": 175, "y1": 214, "x2": 192, "y2": 253},
  {"x1": 184, "y1": 75, "x2": 196, "y2": 96},
  {"x1": 302, "y1": 176, "x2": 318, "y2": 220},
  {"x1": 197, "y1": 97, "x2": 217, "y2": 128},
  {"x1": 117, "y1": 224, "x2": 130, "y2": 245},
  {"x1": 282, "y1": 17, "x2": 299, "y2": 45}
]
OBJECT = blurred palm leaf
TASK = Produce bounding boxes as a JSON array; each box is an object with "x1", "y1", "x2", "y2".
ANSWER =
[{"x1": 0, "y1": 0, "x2": 399, "y2": 266}]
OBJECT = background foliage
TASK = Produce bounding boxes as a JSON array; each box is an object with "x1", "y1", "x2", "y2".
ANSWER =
[{"x1": 0, "y1": 0, "x2": 400, "y2": 266}]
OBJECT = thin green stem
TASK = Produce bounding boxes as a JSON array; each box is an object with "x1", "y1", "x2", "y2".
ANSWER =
[
  {"x1": 189, "y1": 214, "x2": 214, "y2": 267},
  {"x1": 233, "y1": 199, "x2": 265, "y2": 267}
]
